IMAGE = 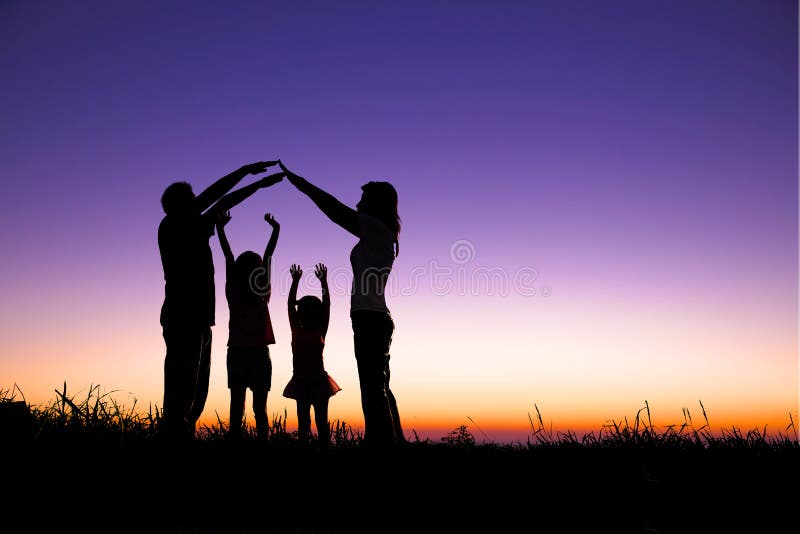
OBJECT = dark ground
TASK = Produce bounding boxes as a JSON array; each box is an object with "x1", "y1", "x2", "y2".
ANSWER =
[{"x1": 2, "y1": 438, "x2": 797, "y2": 533}]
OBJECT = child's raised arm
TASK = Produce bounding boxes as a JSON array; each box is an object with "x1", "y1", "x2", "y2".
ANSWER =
[
  {"x1": 262, "y1": 213, "x2": 280, "y2": 302},
  {"x1": 288, "y1": 264, "x2": 302, "y2": 330},
  {"x1": 215, "y1": 211, "x2": 235, "y2": 266},
  {"x1": 315, "y1": 263, "x2": 330, "y2": 336}
]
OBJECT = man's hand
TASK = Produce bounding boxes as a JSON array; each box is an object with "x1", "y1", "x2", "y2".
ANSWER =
[
  {"x1": 290, "y1": 264, "x2": 302, "y2": 281},
  {"x1": 264, "y1": 213, "x2": 280, "y2": 228},
  {"x1": 241, "y1": 161, "x2": 279, "y2": 175},
  {"x1": 259, "y1": 172, "x2": 285, "y2": 188},
  {"x1": 216, "y1": 210, "x2": 232, "y2": 227},
  {"x1": 314, "y1": 263, "x2": 327, "y2": 282}
]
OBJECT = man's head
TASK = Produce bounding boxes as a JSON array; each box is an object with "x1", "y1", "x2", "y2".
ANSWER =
[{"x1": 161, "y1": 182, "x2": 195, "y2": 216}]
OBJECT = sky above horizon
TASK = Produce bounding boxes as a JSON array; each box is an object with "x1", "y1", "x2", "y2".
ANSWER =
[{"x1": 1, "y1": 1, "x2": 797, "y2": 442}]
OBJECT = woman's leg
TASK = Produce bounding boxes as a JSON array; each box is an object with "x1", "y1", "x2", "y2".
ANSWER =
[
  {"x1": 313, "y1": 397, "x2": 330, "y2": 448},
  {"x1": 229, "y1": 386, "x2": 246, "y2": 437},
  {"x1": 252, "y1": 389, "x2": 268, "y2": 438},
  {"x1": 384, "y1": 358, "x2": 405, "y2": 443},
  {"x1": 352, "y1": 311, "x2": 396, "y2": 447},
  {"x1": 297, "y1": 400, "x2": 312, "y2": 442}
]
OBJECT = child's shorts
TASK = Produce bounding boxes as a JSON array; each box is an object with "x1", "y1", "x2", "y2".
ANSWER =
[{"x1": 227, "y1": 346, "x2": 272, "y2": 391}]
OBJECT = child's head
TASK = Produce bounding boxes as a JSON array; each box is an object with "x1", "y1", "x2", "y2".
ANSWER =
[
  {"x1": 233, "y1": 251, "x2": 265, "y2": 298},
  {"x1": 295, "y1": 295, "x2": 324, "y2": 330}
]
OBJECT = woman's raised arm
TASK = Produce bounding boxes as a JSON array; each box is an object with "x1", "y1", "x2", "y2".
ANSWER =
[{"x1": 279, "y1": 161, "x2": 360, "y2": 237}]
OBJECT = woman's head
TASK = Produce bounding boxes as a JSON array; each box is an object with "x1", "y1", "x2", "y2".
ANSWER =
[
  {"x1": 296, "y1": 295, "x2": 325, "y2": 330},
  {"x1": 234, "y1": 251, "x2": 264, "y2": 298},
  {"x1": 357, "y1": 181, "x2": 401, "y2": 254},
  {"x1": 161, "y1": 181, "x2": 195, "y2": 216}
]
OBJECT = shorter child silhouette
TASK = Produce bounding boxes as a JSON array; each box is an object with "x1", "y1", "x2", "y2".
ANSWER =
[
  {"x1": 216, "y1": 211, "x2": 280, "y2": 439},
  {"x1": 284, "y1": 263, "x2": 341, "y2": 446}
]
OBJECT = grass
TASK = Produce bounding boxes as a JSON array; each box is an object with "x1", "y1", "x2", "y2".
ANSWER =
[
  {"x1": 525, "y1": 400, "x2": 799, "y2": 450},
  {"x1": 0, "y1": 382, "x2": 367, "y2": 447},
  {"x1": 1, "y1": 383, "x2": 797, "y2": 533},
  {"x1": 2, "y1": 383, "x2": 795, "y2": 450}
]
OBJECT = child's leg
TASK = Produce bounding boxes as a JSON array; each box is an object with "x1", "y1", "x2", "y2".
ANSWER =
[
  {"x1": 313, "y1": 397, "x2": 330, "y2": 448},
  {"x1": 229, "y1": 386, "x2": 246, "y2": 436},
  {"x1": 252, "y1": 388, "x2": 268, "y2": 438},
  {"x1": 297, "y1": 400, "x2": 312, "y2": 442}
]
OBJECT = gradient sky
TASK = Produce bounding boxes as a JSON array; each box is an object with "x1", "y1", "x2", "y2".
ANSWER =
[{"x1": 1, "y1": 1, "x2": 797, "y2": 442}]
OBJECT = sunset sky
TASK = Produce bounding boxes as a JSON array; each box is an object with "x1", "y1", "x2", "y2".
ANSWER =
[{"x1": 1, "y1": 1, "x2": 797, "y2": 442}]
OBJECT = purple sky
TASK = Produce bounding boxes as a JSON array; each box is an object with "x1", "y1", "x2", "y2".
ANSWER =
[{"x1": 1, "y1": 1, "x2": 796, "y2": 438}]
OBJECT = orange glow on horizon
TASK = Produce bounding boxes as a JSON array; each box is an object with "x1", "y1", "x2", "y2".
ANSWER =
[{"x1": 3, "y1": 267, "x2": 796, "y2": 444}]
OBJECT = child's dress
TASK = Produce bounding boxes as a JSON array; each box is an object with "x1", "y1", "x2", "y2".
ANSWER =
[{"x1": 283, "y1": 327, "x2": 341, "y2": 400}]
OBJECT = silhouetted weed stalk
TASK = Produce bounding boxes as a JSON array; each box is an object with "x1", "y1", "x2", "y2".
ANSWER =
[
  {"x1": 526, "y1": 400, "x2": 798, "y2": 449},
  {"x1": 0, "y1": 382, "x2": 363, "y2": 446},
  {"x1": 1, "y1": 383, "x2": 797, "y2": 449}
]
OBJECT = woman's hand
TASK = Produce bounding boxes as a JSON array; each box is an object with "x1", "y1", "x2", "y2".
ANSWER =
[
  {"x1": 264, "y1": 213, "x2": 280, "y2": 228},
  {"x1": 314, "y1": 263, "x2": 327, "y2": 282},
  {"x1": 290, "y1": 264, "x2": 303, "y2": 281},
  {"x1": 278, "y1": 160, "x2": 302, "y2": 184},
  {"x1": 241, "y1": 161, "x2": 279, "y2": 175}
]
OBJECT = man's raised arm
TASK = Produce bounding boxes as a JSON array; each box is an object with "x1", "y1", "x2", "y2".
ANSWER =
[
  {"x1": 195, "y1": 161, "x2": 278, "y2": 213},
  {"x1": 205, "y1": 172, "x2": 285, "y2": 218}
]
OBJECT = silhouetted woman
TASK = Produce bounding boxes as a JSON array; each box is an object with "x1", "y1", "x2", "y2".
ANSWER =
[{"x1": 279, "y1": 161, "x2": 403, "y2": 447}]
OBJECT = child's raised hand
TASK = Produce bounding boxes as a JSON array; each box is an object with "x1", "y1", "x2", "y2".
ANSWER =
[
  {"x1": 216, "y1": 210, "x2": 232, "y2": 227},
  {"x1": 314, "y1": 263, "x2": 327, "y2": 281},
  {"x1": 264, "y1": 213, "x2": 279, "y2": 228},
  {"x1": 290, "y1": 264, "x2": 302, "y2": 281}
]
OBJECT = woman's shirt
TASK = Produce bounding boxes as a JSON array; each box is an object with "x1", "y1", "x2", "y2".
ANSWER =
[{"x1": 350, "y1": 213, "x2": 395, "y2": 313}]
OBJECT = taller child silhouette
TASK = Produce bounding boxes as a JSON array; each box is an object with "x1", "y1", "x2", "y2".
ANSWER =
[{"x1": 158, "y1": 161, "x2": 283, "y2": 437}]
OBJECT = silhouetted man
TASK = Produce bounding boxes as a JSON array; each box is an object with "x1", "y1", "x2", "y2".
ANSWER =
[{"x1": 159, "y1": 161, "x2": 283, "y2": 437}]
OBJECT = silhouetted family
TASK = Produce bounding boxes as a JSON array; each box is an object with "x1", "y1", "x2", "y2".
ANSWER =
[{"x1": 158, "y1": 161, "x2": 402, "y2": 448}]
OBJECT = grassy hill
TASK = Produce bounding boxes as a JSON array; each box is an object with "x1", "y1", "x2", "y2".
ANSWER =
[{"x1": 1, "y1": 384, "x2": 797, "y2": 533}]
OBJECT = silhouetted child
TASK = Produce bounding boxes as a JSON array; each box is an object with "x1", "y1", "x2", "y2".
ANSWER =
[
  {"x1": 284, "y1": 263, "x2": 341, "y2": 446},
  {"x1": 216, "y1": 211, "x2": 280, "y2": 438}
]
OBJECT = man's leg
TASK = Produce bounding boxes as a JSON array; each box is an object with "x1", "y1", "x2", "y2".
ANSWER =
[
  {"x1": 187, "y1": 326, "x2": 212, "y2": 431},
  {"x1": 163, "y1": 326, "x2": 202, "y2": 437}
]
